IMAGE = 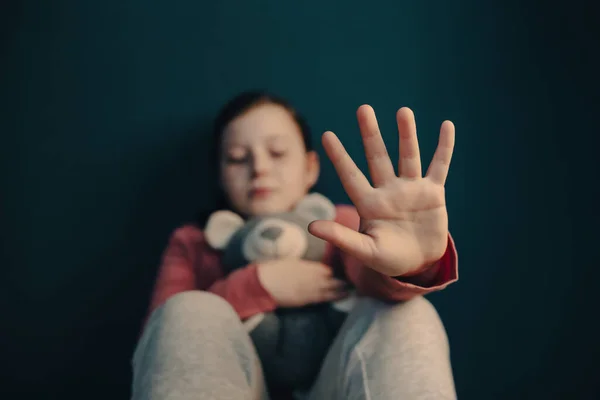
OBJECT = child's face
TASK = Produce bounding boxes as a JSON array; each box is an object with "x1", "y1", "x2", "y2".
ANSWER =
[{"x1": 219, "y1": 103, "x2": 320, "y2": 217}]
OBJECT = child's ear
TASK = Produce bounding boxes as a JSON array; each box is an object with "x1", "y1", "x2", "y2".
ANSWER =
[
  {"x1": 305, "y1": 151, "x2": 320, "y2": 190},
  {"x1": 295, "y1": 193, "x2": 336, "y2": 221},
  {"x1": 205, "y1": 211, "x2": 245, "y2": 250}
]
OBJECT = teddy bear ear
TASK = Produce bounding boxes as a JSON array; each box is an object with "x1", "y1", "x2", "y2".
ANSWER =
[
  {"x1": 295, "y1": 193, "x2": 336, "y2": 221},
  {"x1": 204, "y1": 210, "x2": 245, "y2": 250}
]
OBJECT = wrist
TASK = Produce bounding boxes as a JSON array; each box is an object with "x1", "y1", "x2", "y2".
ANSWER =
[
  {"x1": 394, "y1": 261, "x2": 441, "y2": 285},
  {"x1": 255, "y1": 261, "x2": 277, "y2": 302}
]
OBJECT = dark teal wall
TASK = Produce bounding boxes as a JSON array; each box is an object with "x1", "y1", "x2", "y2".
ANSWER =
[{"x1": 2, "y1": 0, "x2": 597, "y2": 398}]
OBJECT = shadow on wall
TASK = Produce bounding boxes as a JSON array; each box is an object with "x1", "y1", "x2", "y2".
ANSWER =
[
  {"x1": 0, "y1": 0, "x2": 22, "y2": 54},
  {"x1": 10, "y1": 118, "x2": 217, "y2": 398},
  {"x1": 91, "y1": 118, "x2": 218, "y2": 395}
]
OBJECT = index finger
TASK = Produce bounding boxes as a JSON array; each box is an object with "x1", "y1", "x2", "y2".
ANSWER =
[
  {"x1": 425, "y1": 120, "x2": 455, "y2": 185},
  {"x1": 322, "y1": 130, "x2": 373, "y2": 204}
]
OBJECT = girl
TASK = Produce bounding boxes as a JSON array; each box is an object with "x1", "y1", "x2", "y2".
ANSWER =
[{"x1": 131, "y1": 91, "x2": 459, "y2": 400}]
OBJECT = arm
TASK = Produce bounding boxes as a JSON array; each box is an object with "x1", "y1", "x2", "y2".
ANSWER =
[
  {"x1": 146, "y1": 225, "x2": 277, "y2": 324},
  {"x1": 205, "y1": 264, "x2": 277, "y2": 320},
  {"x1": 332, "y1": 205, "x2": 458, "y2": 302},
  {"x1": 146, "y1": 226, "x2": 198, "y2": 314}
]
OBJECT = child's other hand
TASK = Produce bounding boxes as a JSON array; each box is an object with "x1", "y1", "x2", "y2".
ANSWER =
[
  {"x1": 309, "y1": 106, "x2": 455, "y2": 277},
  {"x1": 257, "y1": 259, "x2": 348, "y2": 308}
]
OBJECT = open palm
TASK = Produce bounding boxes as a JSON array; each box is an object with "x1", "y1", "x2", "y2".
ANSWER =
[{"x1": 309, "y1": 105, "x2": 455, "y2": 277}]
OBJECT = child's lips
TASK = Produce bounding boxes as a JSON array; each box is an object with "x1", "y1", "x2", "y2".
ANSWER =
[{"x1": 250, "y1": 188, "x2": 272, "y2": 198}]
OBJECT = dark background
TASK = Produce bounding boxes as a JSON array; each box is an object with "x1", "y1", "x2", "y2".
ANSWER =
[{"x1": 1, "y1": 0, "x2": 598, "y2": 399}]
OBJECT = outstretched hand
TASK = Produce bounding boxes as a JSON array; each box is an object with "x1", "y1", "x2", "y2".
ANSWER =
[{"x1": 309, "y1": 105, "x2": 455, "y2": 277}]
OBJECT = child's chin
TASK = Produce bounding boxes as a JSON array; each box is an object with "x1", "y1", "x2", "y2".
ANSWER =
[{"x1": 250, "y1": 199, "x2": 286, "y2": 215}]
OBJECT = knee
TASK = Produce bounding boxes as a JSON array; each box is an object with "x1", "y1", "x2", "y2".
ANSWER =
[
  {"x1": 341, "y1": 298, "x2": 456, "y2": 398},
  {"x1": 158, "y1": 291, "x2": 240, "y2": 329},
  {"x1": 358, "y1": 296, "x2": 450, "y2": 354},
  {"x1": 377, "y1": 296, "x2": 443, "y2": 326},
  {"x1": 133, "y1": 291, "x2": 252, "y2": 375}
]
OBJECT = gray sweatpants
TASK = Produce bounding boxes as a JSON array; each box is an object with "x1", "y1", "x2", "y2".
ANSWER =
[{"x1": 131, "y1": 291, "x2": 456, "y2": 400}]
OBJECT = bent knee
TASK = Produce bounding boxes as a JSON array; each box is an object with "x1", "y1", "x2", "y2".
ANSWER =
[
  {"x1": 160, "y1": 291, "x2": 240, "y2": 326},
  {"x1": 376, "y1": 296, "x2": 449, "y2": 352},
  {"x1": 381, "y1": 296, "x2": 443, "y2": 325},
  {"x1": 133, "y1": 291, "x2": 249, "y2": 369},
  {"x1": 347, "y1": 297, "x2": 456, "y2": 399},
  {"x1": 351, "y1": 296, "x2": 449, "y2": 355}
]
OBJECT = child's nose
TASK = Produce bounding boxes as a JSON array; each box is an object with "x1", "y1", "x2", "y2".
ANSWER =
[{"x1": 251, "y1": 154, "x2": 271, "y2": 176}]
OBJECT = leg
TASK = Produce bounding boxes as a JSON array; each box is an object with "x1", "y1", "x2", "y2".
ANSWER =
[
  {"x1": 305, "y1": 296, "x2": 456, "y2": 400},
  {"x1": 131, "y1": 291, "x2": 269, "y2": 400},
  {"x1": 251, "y1": 308, "x2": 334, "y2": 392}
]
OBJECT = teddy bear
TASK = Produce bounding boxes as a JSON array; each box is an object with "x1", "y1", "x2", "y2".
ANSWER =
[{"x1": 204, "y1": 193, "x2": 357, "y2": 391}]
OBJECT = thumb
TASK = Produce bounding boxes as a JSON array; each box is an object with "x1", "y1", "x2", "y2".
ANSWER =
[{"x1": 308, "y1": 220, "x2": 375, "y2": 263}]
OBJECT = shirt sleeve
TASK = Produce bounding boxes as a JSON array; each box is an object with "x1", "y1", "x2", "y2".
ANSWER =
[
  {"x1": 205, "y1": 264, "x2": 277, "y2": 320},
  {"x1": 145, "y1": 226, "x2": 277, "y2": 325},
  {"x1": 333, "y1": 205, "x2": 459, "y2": 302},
  {"x1": 146, "y1": 226, "x2": 199, "y2": 314}
]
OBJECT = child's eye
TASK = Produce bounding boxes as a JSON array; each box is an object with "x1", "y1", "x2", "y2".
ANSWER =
[
  {"x1": 225, "y1": 150, "x2": 248, "y2": 164},
  {"x1": 270, "y1": 150, "x2": 286, "y2": 158},
  {"x1": 226, "y1": 155, "x2": 247, "y2": 164}
]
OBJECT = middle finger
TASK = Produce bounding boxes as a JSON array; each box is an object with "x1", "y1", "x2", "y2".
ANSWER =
[{"x1": 357, "y1": 105, "x2": 396, "y2": 187}]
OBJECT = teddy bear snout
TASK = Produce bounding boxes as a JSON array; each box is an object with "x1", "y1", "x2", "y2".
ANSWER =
[
  {"x1": 242, "y1": 219, "x2": 308, "y2": 261},
  {"x1": 259, "y1": 226, "x2": 283, "y2": 241}
]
